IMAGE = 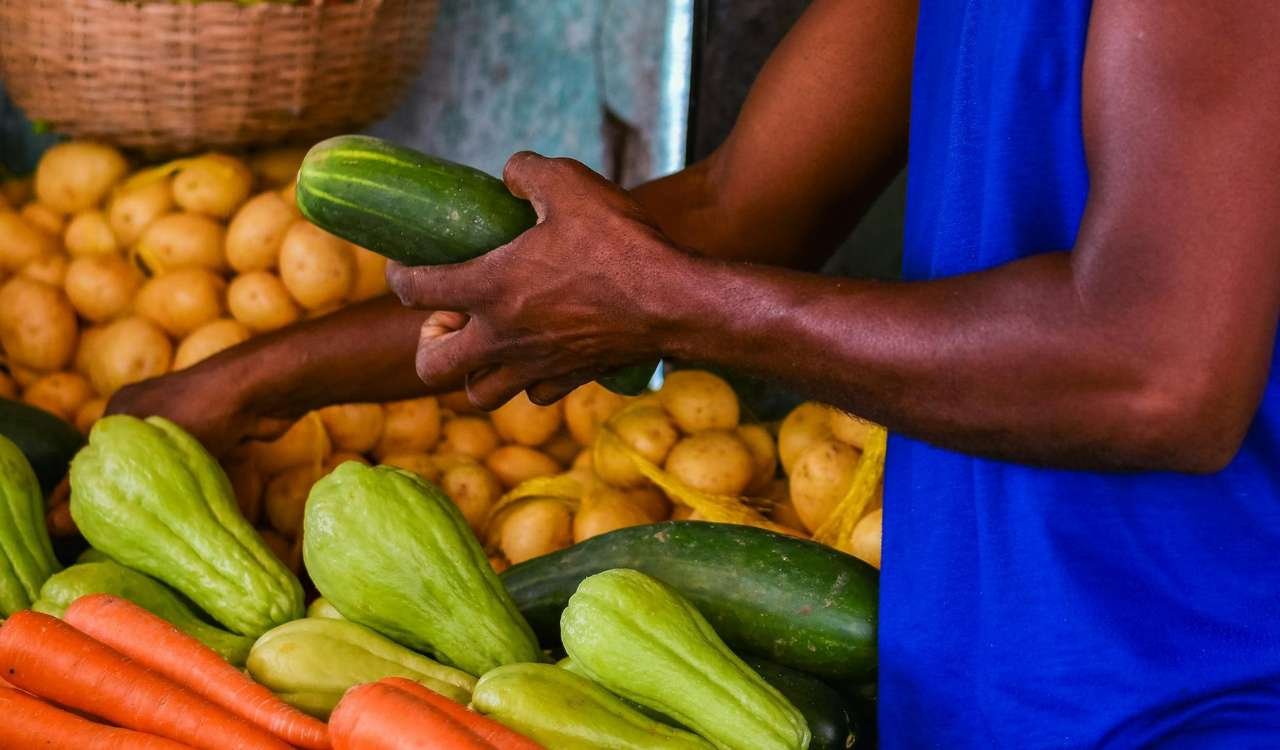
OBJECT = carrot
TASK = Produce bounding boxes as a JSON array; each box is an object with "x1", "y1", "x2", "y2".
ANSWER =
[
  {"x1": 0, "y1": 686, "x2": 200, "y2": 750},
  {"x1": 65, "y1": 594, "x2": 330, "y2": 750},
  {"x1": 380, "y1": 677, "x2": 544, "y2": 749},
  {"x1": 330, "y1": 681, "x2": 544, "y2": 750},
  {"x1": 0, "y1": 610, "x2": 293, "y2": 750}
]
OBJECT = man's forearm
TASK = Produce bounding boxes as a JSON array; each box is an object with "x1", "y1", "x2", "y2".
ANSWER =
[
  {"x1": 220, "y1": 296, "x2": 431, "y2": 417},
  {"x1": 658, "y1": 250, "x2": 1264, "y2": 473}
]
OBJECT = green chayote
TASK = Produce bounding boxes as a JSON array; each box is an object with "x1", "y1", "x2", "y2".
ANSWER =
[
  {"x1": 69, "y1": 415, "x2": 303, "y2": 636},
  {"x1": 0, "y1": 434, "x2": 60, "y2": 616},
  {"x1": 303, "y1": 462, "x2": 541, "y2": 676}
]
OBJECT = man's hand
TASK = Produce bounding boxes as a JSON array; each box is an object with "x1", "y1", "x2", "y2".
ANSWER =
[
  {"x1": 387, "y1": 153, "x2": 694, "y2": 410},
  {"x1": 106, "y1": 365, "x2": 256, "y2": 456}
]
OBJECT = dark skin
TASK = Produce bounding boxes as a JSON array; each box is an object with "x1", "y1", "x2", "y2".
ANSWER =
[{"x1": 111, "y1": 0, "x2": 1280, "y2": 473}]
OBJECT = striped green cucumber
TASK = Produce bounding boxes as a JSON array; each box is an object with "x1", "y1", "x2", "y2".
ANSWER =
[
  {"x1": 0, "y1": 397, "x2": 83, "y2": 495},
  {"x1": 296, "y1": 134, "x2": 655, "y2": 395},
  {"x1": 501, "y1": 521, "x2": 877, "y2": 681}
]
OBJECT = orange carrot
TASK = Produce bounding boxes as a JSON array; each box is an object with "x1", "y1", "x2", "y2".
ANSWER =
[
  {"x1": 0, "y1": 611, "x2": 292, "y2": 750},
  {"x1": 0, "y1": 686, "x2": 200, "y2": 750},
  {"x1": 380, "y1": 677, "x2": 544, "y2": 749},
  {"x1": 66, "y1": 594, "x2": 331, "y2": 750},
  {"x1": 330, "y1": 681, "x2": 544, "y2": 750}
]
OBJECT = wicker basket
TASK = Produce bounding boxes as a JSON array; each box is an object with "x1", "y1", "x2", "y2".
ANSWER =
[{"x1": 0, "y1": 0, "x2": 439, "y2": 155}]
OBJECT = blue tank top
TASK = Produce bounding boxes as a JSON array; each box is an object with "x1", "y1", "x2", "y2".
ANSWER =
[{"x1": 882, "y1": 2, "x2": 1280, "y2": 747}]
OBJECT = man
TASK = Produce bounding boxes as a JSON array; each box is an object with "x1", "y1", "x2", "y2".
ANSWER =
[{"x1": 114, "y1": 0, "x2": 1280, "y2": 745}]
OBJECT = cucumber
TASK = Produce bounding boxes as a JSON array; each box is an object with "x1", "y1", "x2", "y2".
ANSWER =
[
  {"x1": 0, "y1": 398, "x2": 83, "y2": 495},
  {"x1": 500, "y1": 521, "x2": 877, "y2": 681},
  {"x1": 741, "y1": 656, "x2": 857, "y2": 750},
  {"x1": 295, "y1": 135, "x2": 656, "y2": 396}
]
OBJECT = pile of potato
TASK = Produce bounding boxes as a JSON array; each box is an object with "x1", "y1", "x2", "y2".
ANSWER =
[
  {"x1": 0, "y1": 141, "x2": 882, "y2": 572},
  {"x1": 0, "y1": 141, "x2": 386, "y2": 425}
]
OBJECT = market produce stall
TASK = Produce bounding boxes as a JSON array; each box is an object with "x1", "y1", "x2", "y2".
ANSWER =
[{"x1": 0, "y1": 3, "x2": 885, "y2": 749}]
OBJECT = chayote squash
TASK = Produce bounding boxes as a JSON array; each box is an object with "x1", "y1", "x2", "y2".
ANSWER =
[
  {"x1": 0, "y1": 434, "x2": 60, "y2": 616},
  {"x1": 562, "y1": 569, "x2": 810, "y2": 750},
  {"x1": 31, "y1": 561, "x2": 254, "y2": 665},
  {"x1": 472, "y1": 663, "x2": 713, "y2": 750},
  {"x1": 303, "y1": 462, "x2": 541, "y2": 675},
  {"x1": 305, "y1": 597, "x2": 344, "y2": 620},
  {"x1": 69, "y1": 416, "x2": 304, "y2": 636},
  {"x1": 248, "y1": 617, "x2": 476, "y2": 719}
]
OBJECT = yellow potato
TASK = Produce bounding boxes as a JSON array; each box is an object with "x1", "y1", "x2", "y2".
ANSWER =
[
  {"x1": 623, "y1": 486, "x2": 670, "y2": 521},
  {"x1": 563, "y1": 382, "x2": 628, "y2": 445},
  {"x1": 348, "y1": 245, "x2": 389, "y2": 302},
  {"x1": 490, "y1": 392, "x2": 563, "y2": 447},
  {"x1": 322, "y1": 451, "x2": 370, "y2": 474},
  {"x1": 540, "y1": 431, "x2": 579, "y2": 466},
  {"x1": 172, "y1": 318, "x2": 251, "y2": 370},
  {"x1": 318, "y1": 402, "x2": 385, "y2": 454},
  {"x1": 258, "y1": 528, "x2": 293, "y2": 569},
  {"x1": 658, "y1": 369, "x2": 739, "y2": 434},
  {"x1": 592, "y1": 405, "x2": 679, "y2": 488},
  {"x1": 246, "y1": 412, "x2": 332, "y2": 476},
  {"x1": 225, "y1": 459, "x2": 264, "y2": 524},
  {"x1": 788, "y1": 438, "x2": 861, "y2": 532},
  {"x1": 765, "y1": 479, "x2": 806, "y2": 532},
  {"x1": 87, "y1": 316, "x2": 172, "y2": 396},
  {"x1": 278, "y1": 221, "x2": 355, "y2": 309},
  {"x1": 0, "y1": 211, "x2": 59, "y2": 271},
  {"x1": 849, "y1": 508, "x2": 882, "y2": 569},
  {"x1": 20, "y1": 202, "x2": 65, "y2": 236},
  {"x1": 226, "y1": 271, "x2": 301, "y2": 332},
  {"x1": 736, "y1": 423, "x2": 778, "y2": 493},
  {"x1": 20, "y1": 253, "x2": 69, "y2": 287},
  {"x1": 74, "y1": 397, "x2": 107, "y2": 435},
  {"x1": 134, "y1": 268, "x2": 226, "y2": 338},
  {"x1": 265, "y1": 463, "x2": 321, "y2": 539},
  {"x1": 35, "y1": 142, "x2": 128, "y2": 213},
  {"x1": 7, "y1": 365, "x2": 43, "y2": 389},
  {"x1": 489, "y1": 556, "x2": 509, "y2": 574},
  {"x1": 1, "y1": 178, "x2": 31, "y2": 206},
  {"x1": 485, "y1": 445, "x2": 561, "y2": 489},
  {"x1": 670, "y1": 505, "x2": 695, "y2": 521},
  {"x1": 380, "y1": 452, "x2": 440, "y2": 482},
  {"x1": 225, "y1": 191, "x2": 297, "y2": 273},
  {"x1": 136, "y1": 212, "x2": 225, "y2": 272},
  {"x1": 499, "y1": 499, "x2": 573, "y2": 565},
  {"x1": 373, "y1": 397, "x2": 440, "y2": 458},
  {"x1": 573, "y1": 486, "x2": 654, "y2": 542},
  {"x1": 22, "y1": 371, "x2": 93, "y2": 421},
  {"x1": 439, "y1": 389, "x2": 480, "y2": 415},
  {"x1": 108, "y1": 179, "x2": 173, "y2": 246},
  {"x1": 664, "y1": 430, "x2": 755, "y2": 497},
  {"x1": 439, "y1": 416, "x2": 500, "y2": 460},
  {"x1": 829, "y1": 409, "x2": 878, "y2": 450},
  {"x1": 172, "y1": 154, "x2": 253, "y2": 219},
  {"x1": 74, "y1": 325, "x2": 108, "y2": 376},
  {"x1": 250, "y1": 147, "x2": 308, "y2": 187},
  {"x1": 440, "y1": 461, "x2": 503, "y2": 535},
  {"x1": 778, "y1": 401, "x2": 835, "y2": 474},
  {"x1": 0, "y1": 277, "x2": 78, "y2": 371},
  {"x1": 0, "y1": 371, "x2": 15, "y2": 400},
  {"x1": 279, "y1": 181, "x2": 297, "y2": 207},
  {"x1": 64, "y1": 210, "x2": 119, "y2": 257},
  {"x1": 571, "y1": 449, "x2": 593, "y2": 471},
  {"x1": 64, "y1": 255, "x2": 142, "y2": 323}
]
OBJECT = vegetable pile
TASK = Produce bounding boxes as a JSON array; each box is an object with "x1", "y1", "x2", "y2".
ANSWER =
[{"x1": 0, "y1": 414, "x2": 876, "y2": 749}]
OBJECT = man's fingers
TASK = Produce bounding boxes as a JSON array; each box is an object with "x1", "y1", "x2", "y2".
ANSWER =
[
  {"x1": 466, "y1": 365, "x2": 549, "y2": 412},
  {"x1": 414, "y1": 322, "x2": 497, "y2": 392},
  {"x1": 526, "y1": 370, "x2": 598, "y2": 406},
  {"x1": 386, "y1": 259, "x2": 491, "y2": 312}
]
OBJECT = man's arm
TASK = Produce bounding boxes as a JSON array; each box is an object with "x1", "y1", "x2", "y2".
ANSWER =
[
  {"x1": 392, "y1": 0, "x2": 1280, "y2": 472},
  {"x1": 107, "y1": 0, "x2": 914, "y2": 450}
]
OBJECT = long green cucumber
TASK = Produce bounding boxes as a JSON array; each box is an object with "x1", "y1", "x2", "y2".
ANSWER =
[
  {"x1": 0, "y1": 398, "x2": 83, "y2": 495},
  {"x1": 500, "y1": 521, "x2": 877, "y2": 681},
  {"x1": 295, "y1": 134, "x2": 656, "y2": 396}
]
